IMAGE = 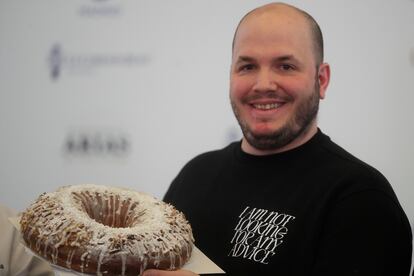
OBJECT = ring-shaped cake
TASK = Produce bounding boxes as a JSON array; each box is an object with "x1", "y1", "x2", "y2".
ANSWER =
[{"x1": 20, "y1": 184, "x2": 194, "y2": 275}]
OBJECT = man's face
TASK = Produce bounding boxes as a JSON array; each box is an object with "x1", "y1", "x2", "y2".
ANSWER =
[{"x1": 230, "y1": 9, "x2": 327, "y2": 154}]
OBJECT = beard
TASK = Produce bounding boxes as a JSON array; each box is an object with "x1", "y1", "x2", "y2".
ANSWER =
[{"x1": 231, "y1": 80, "x2": 320, "y2": 151}]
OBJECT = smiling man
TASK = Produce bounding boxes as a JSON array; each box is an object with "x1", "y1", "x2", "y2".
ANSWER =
[
  {"x1": 144, "y1": 2, "x2": 412, "y2": 276},
  {"x1": 229, "y1": 4, "x2": 329, "y2": 155}
]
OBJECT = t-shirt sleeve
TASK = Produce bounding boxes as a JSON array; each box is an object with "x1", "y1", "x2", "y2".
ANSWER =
[{"x1": 311, "y1": 190, "x2": 412, "y2": 276}]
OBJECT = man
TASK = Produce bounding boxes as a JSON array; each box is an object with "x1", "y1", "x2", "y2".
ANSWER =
[
  {"x1": 144, "y1": 2, "x2": 412, "y2": 276},
  {"x1": 0, "y1": 203, "x2": 54, "y2": 276}
]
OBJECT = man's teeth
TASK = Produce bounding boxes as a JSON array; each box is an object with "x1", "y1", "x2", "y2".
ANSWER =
[{"x1": 253, "y1": 103, "x2": 280, "y2": 110}]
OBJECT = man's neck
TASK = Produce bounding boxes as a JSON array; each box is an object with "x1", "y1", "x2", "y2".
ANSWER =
[{"x1": 241, "y1": 125, "x2": 318, "y2": 156}]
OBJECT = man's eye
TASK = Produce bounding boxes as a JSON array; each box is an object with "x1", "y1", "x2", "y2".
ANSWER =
[
  {"x1": 239, "y1": 64, "x2": 255, "y2": 71},
  {"x1": 280, "y1": 64, "x2": 294, "y2": 71}
]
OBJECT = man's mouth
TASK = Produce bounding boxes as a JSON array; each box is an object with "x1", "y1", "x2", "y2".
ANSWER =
[{"x1": 252, "y1": 103, "x2": 281, "y2": 110}]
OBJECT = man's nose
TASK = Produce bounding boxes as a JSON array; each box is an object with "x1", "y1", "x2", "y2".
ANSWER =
[{"x1": 252, "y1": 69, "x2": 278, "y2": 93}]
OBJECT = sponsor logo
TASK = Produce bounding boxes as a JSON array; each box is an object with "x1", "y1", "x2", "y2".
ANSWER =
[
  {"x1": 48, "y1": 43, "x2": 150, "y2": 80},
  {"x1": 63, "y1": 129, "x2": 131, "y2": 157},
  {"x1": 78, "y1": 0, "x2": 122, "y2": 17}
]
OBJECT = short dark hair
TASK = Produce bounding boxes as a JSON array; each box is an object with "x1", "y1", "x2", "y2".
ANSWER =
[{"x1": 232, "y1": 3, "x2": 324, "y2": 65}]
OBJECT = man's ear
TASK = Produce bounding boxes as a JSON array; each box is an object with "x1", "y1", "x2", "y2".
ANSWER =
[{"x1": 318, "y1": 63, "x2": 330, "y2": 99}]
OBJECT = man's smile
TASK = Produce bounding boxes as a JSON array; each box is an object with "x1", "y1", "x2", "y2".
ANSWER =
[{"x1": 252, "y1": 103, "x2": 282, "y2": 110}]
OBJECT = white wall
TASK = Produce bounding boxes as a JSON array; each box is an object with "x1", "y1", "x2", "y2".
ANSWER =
[{"x1": 0, "y1": 0, "x2": 413, "y2": 266}]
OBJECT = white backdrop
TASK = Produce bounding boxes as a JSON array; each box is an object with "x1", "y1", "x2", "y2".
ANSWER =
[{"x1": 0, "y1": 0, "x2": 413, "y2": 266}]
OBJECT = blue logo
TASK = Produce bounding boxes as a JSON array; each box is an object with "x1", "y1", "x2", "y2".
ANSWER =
[
  {"x1": 47, "y1": 43, "x2": 150, "y2": 81},
  {"x1": 48, "y1": 44, "x2": 62, "y2": 80}
]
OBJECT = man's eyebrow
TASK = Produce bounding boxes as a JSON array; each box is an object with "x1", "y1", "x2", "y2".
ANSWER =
[
  {"x1": 235, "y1": 55, "x2": 300, "y2": 63},
  {"x1": 235, "y1": 56, "x2": 256, "y2": 63},
  {"x1": 274, "y1": 55, "x2": 298, "y2": 62}
]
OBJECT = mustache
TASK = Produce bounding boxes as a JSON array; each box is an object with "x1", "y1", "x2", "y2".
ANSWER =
[{"x1": 242, "y1": 91, "x2": 293, "y2": 103}]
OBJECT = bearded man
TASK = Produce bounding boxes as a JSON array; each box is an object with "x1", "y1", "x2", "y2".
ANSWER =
[{"x1": 144, "y1": 2, "x2": 412, "y2": 276}]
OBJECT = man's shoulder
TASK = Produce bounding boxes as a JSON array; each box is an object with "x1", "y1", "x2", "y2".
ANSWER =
[
  {"x1": 184, "y1": 141, "x2": 238, "y2": 168},
  {"x1": 320, "y1": 133, "x2": 384, "y2": 177},
  {"x1": 164, "y1": 142, "x2": 239, "y2": 203},
  {"x1": 318, "y1": 132, "x2": 396, "y2": 197}
]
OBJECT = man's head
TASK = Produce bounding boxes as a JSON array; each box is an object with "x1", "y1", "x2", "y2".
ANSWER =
[
  {"x1": 230, "y1": 2, "x2": 330, "y2": 155},
  {"x1": 232, "y1": 3, "x2": 324, "y2": 66}
]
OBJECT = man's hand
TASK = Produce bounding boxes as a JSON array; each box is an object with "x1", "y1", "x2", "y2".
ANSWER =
[{"x1": 142, "y1": 269, "x2": 199, "y2": 276}]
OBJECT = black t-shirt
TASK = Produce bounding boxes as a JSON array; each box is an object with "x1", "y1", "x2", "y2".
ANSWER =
[{"x1": 164, "y1": 130, "x2": 412, "y2": 276}]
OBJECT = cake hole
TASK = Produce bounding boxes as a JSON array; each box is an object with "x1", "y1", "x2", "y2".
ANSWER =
[{"x1": 72, "y1": 191, "x2": 145, "y2": 228}]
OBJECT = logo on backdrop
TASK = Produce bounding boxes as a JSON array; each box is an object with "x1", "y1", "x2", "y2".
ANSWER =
[
  {"x1": 228, "y1": 206, "x2": 295, "y2": 265},
  {"x1": 78, "y1": 0, "x2": 122, "y2": 17},
  {"x1": 47, "y1": 44, "x2": 150, "y2": 81},
  {"x1": 63, "y1": 129, "x2": 131, "y2": 157}
]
